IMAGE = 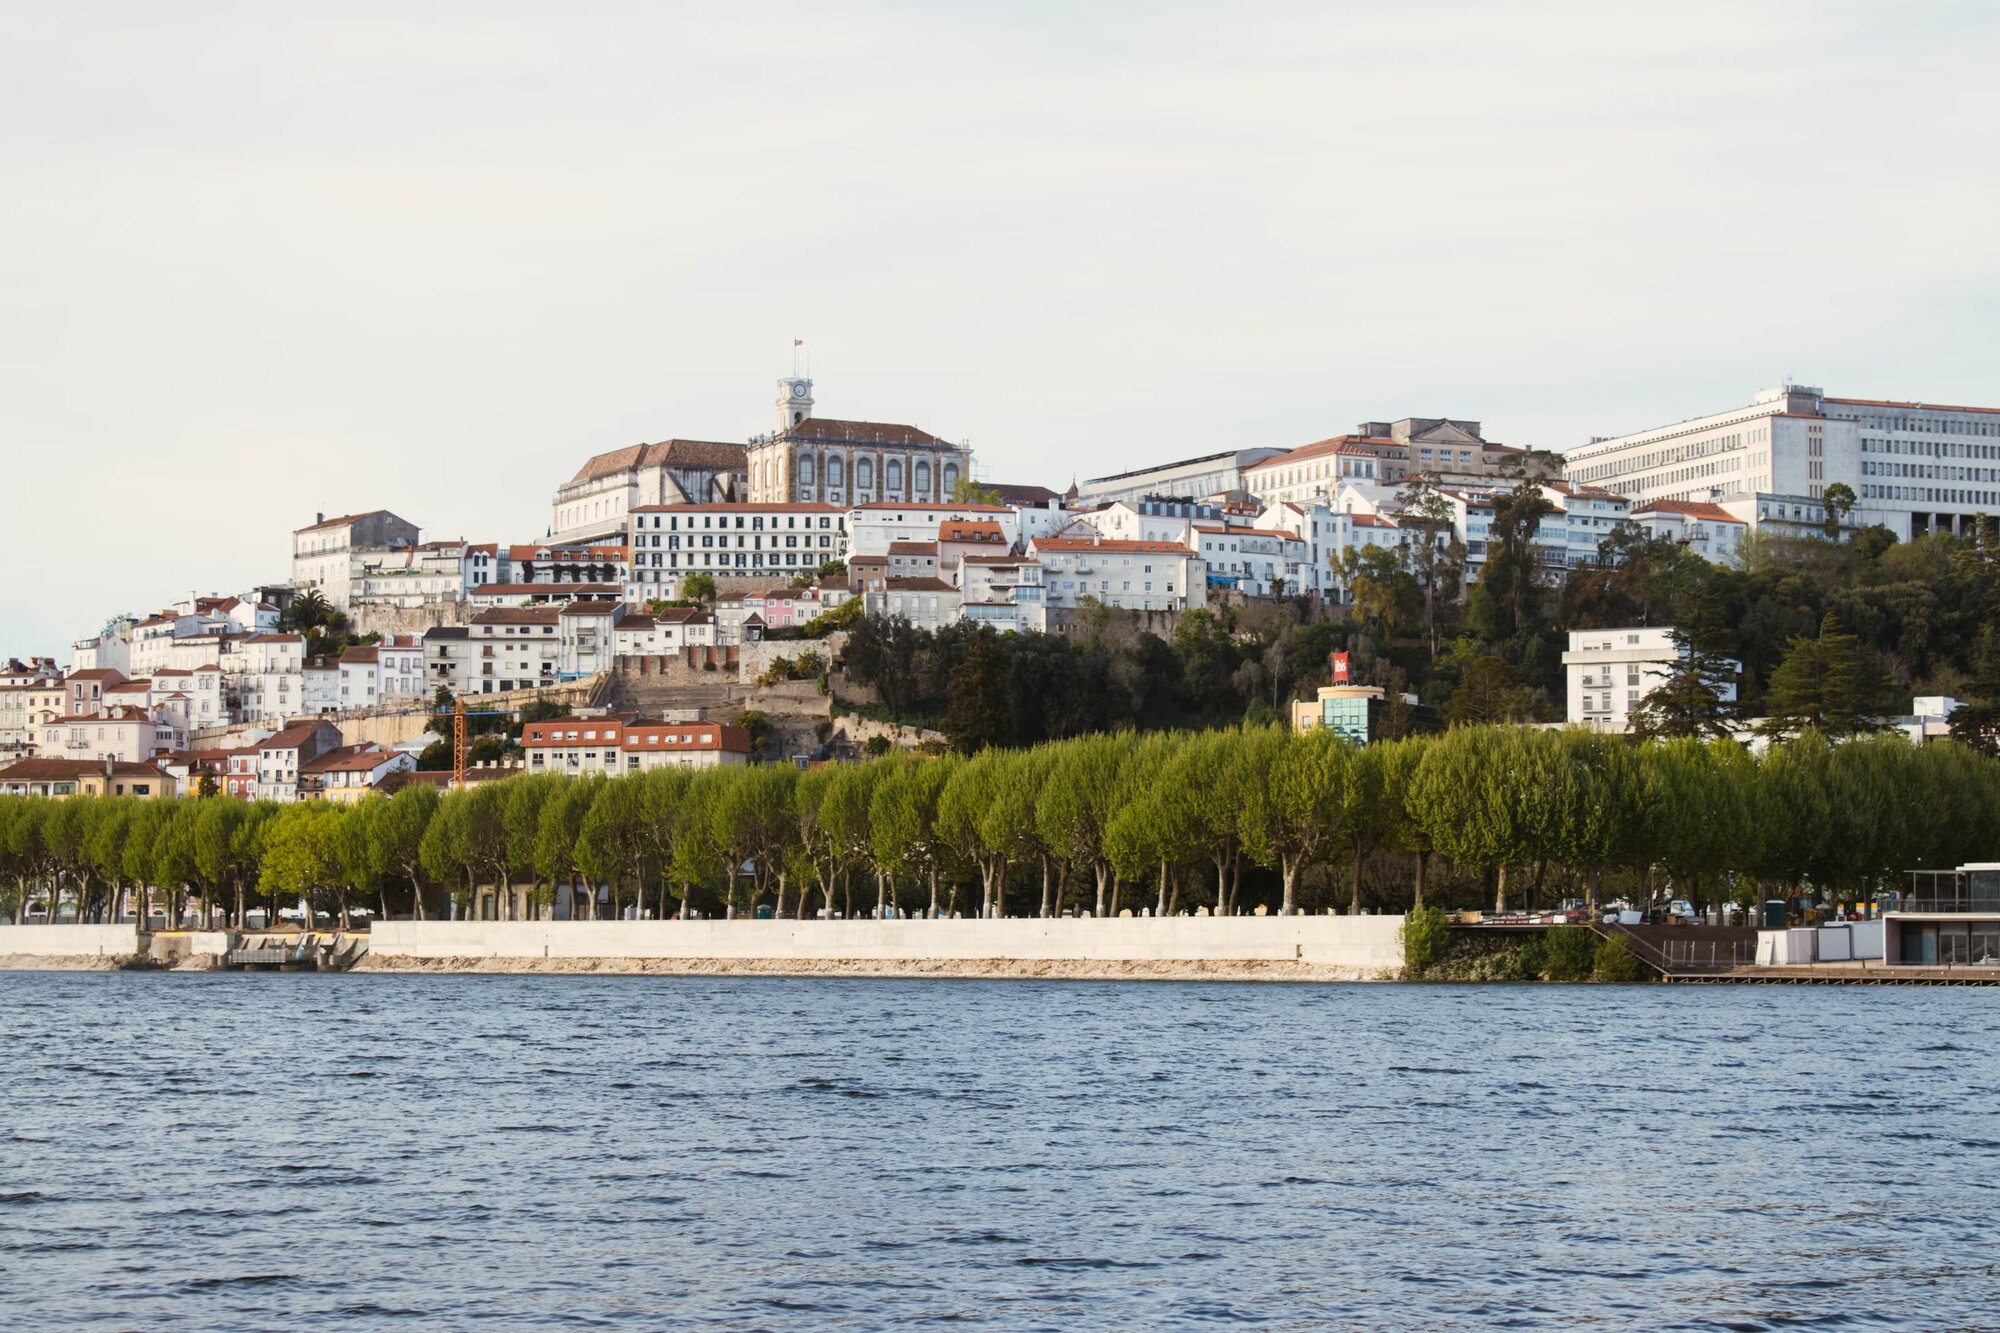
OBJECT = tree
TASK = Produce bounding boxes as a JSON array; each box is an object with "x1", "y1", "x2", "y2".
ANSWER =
[
  {"x1": 1760, "y1": 614, "x2": 1895, "y2": 738},
  {"x1": 1445, "y1": 655, "x2": 1535, "y2": 726},
  {"x1": 1392, "y1": 480, "x2": 1467, "y2": 660},
  {"x1": 680, "y1": 572, "x2": 717, "y2": 608},
  {"x1": 576, "y1": 777, "x2": 651, "y2": 920},
  {"x1": 1821, "y1": 482, "x2": 1857, "y2": 540},
  {"x1": 871, "y1": 756, "x2": 954, "y2": 918},
  {"x1": 1035, "y1": 732, "x2": 1133, "y2": 917},
  {"x1": 370, "y1": 784, "x2": 438, "y2": 919},
  {"x1": 1948, "y1": 624, "x2": 2000, "y2": 756},
  {"x1": 951, "y1": 478, "x2": 1003, "y2": 506},
  {"x1": 1242, "y1": 726, "x2": 1350, "y2": 916},
  {"x1": 943, "y1": 628, "x2": 1011, "y2": 753},
  {"x1": 1631, "y1": 629, "x2": 1740, "y2": 740}
]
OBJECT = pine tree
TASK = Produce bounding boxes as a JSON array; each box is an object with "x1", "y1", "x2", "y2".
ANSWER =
[
  {"x1": 1759, "y1": 613, "x2": 1894, "y2": 738},
  {"x1": 1632, "y1": 630, "x2": 1740, "y2": 740}
]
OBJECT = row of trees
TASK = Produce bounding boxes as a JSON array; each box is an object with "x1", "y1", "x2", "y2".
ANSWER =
[{"x1": 5, "y1": 726, "x2": 1995, "y2": 926}]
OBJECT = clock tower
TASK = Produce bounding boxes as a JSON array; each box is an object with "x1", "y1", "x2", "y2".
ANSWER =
[{"x1": 776, "y1": 377, "x2": 814, "y2": 432}]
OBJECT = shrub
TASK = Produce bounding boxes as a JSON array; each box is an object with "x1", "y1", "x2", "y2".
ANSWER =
[
  {"x1": 1543, "y1": 927, "x2": 1597, "y2": 982},
  {"x1": 1400, "y1": 905, "x2": 1450, "y2": 978},
  {"x1": 1592, "y1": 934, "x2": 1652, "y2": 983},
  {"x1": 1507, "y1": 938, "x2": 1547, "y2": 981},
  {"x1": 863, "y1": 735, "x2": 892, "y2": 757}
]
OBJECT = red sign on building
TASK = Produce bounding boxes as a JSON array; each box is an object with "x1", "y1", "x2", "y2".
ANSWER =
[{"x1": 1331, "y1": 651, "x2": 1350, "y2": 684}]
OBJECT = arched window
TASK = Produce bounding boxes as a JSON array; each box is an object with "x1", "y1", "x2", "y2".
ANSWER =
[
  {"x1": 941, "y1": 463, "x2": 958, "y2": 495},
  {"x1": 915, "y1": 461, "x2": 932, "y2": 494},
  {"x1": 799, "y1": 455, "x2": 814, "y2": 485},
  {"x1": 856, "y1": 457, "x2": 874, "y2": 489},
  {"x1": 887, "y1": 459, "x2": 903, "y2": 490},
  {"x1": 827, "y1": 455, "x2": 844, "y2": 488}
]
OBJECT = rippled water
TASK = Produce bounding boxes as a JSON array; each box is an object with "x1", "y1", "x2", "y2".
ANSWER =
[{"x1": 0, "y1": 975, "x2": 1995, "y2": 1328}]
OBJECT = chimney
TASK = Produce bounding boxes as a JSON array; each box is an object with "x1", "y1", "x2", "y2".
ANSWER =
[{"x1": 316, "y1": 512, "x2": 324, "y2": 524}]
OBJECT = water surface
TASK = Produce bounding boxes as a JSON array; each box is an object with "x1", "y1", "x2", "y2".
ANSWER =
[{"x1": 0, "y1": 974, "x2": 1992, "y2": 1328}]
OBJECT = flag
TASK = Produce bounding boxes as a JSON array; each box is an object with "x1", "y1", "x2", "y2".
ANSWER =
[{"x1": 794, "y1": 338, "x2": 803, "y2": 346}]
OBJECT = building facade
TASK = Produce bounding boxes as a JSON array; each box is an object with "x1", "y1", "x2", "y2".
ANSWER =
[
  {"x1": 624, "y1": 502, "x2": 846, "y2": 600},
  {"x1": 1561, "y1": 626, "x2": 1738, "y2": 733},
  {"x1": 746, "y1": 379, "x2": 973, "y2": 508},
  {"x1": 1563, "y1": 384, "x2": 2000, "y2": 541}
]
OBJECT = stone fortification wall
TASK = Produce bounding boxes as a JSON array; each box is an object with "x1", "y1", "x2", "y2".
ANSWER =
[
  {"x1": 350, "y1": 601, "x2": 471, "y2": 638},
  {"x1": 366, "y1": 916, "x2": 1404, "y2": 972}
]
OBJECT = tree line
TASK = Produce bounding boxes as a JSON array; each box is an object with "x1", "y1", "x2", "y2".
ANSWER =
[{"x1": 4, "y1": 725, "x2": 1994, "y2": 927}]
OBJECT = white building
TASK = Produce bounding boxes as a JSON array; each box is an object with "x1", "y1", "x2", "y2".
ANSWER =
[
  {"x1": 612, "y1": 607, "x2": 718, "y2": 656},
  {"x1": 960, "y1": 556, "x2": 1049, "y2": 633},
  {"x1": 747, "y1": 378, "x2": 973, "y2": 508},
  {"x1": 1562, "y1": 627, "x2": 1738, "y2": 733},
  {"x1": 846, "y1": 502, "x2": 1018, "y2": 558},
  {"x1": 1027, "y1": 535, "x2": 1203, "y2": 612},
  {"x1": 624, "y1": 502, "x2": 846, "y2": 600},
  {"x1": 1629, "y1": 500, "x2": 1749, "y2": 564},
  {"x1": 291, "y1": 511, "x2": 421, "y2": 612},
  {"x1": 1244, "y1": 436, "x2": 1386, "y2": 506},
  {"x1": 1191, "y1": 522, "x2": 1302, "y2": 597},
  {"x1": 463, "y1": 607, "x2": 562, "y2": 694},
  {"x1": 551, "y1": 439, "x2": 747, "y2": 546},
  {"x1": 233, "y1": 632, "x2": 306, "y2": 723},
  {"x1": 1076, "y1": 447, "x2": 1286, "y2": 509},
  {"x1": 864, "y1": 578, "x2": 964, "y2": 631},
  {"x1": 1563, "y1": 384, "x2": 2000, "y2": 542},
  {"x1": 521, "y1": 716, "x2": 751, "y2": 775},
  {"x1": 337, "y1": 636, "x2": 426, "y2": 711}
]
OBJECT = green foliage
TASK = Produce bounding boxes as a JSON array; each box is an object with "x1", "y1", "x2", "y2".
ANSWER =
[
  {"x1": 863, "y1": 735, "x2": 892, "y2": 757},
  {"x1": 1399, "y1": 904, "x2": 1450, "y2": 976},
  {"x1": 1592, "y1": 934, "x2": 1652, "y2": 983},
  {"x1": 680, "y1": 572, "x2": 718, "y2": 607},
  {"x1": 1542, "y1": 927, "x2": 1597, "y2": 981}
]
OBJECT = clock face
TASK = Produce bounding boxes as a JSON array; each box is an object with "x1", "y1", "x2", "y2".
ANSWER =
[{"x1": 792, "y1": 383, "x2": 809, "y2": 398}]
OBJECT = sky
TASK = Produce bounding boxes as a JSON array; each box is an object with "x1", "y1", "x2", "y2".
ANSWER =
[{"x1": 4, "y1": 1, "x2": 1998, "y2": 651}]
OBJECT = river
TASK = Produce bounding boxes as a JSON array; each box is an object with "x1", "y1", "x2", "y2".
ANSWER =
[{"x1": 0, "y1": 974, "x2": 1992, "y2": 1328}]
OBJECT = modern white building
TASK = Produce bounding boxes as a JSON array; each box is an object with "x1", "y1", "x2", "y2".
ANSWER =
[
  {"x1": 1562, "y1": 626, "x2": 1737, "y2": 733},
  {"x1": 864, "y1": 578, "x2": 964, "y2": 631},
  {"x1": 1562, "y1": 384, "x2": 2000, "y2": 541},
  {"x1": 1075, "y1": 447, "x2": 1287, "y2": 509},
  {"x1": 959, "y1": 556, "x2": 1049, "y2": 633}
]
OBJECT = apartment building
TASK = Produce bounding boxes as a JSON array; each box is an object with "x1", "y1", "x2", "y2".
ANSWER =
[
  {"x1": 624, "y1": 502, "x2": 846, "y2": 601},
  {"x1": 521, "y1": 716, "x2": 751, "y2": 775},
  {"x1": 1027, "y1": 536, "x2": 1203, "y2": 612},
  {"x1": 1562, "y1": 627, "x2": 1737, "y2": 733},
  {"x1": 290, "y1": 511, "x2": 421, "y2": 611},
  {"x1": 1629, "y1": 500, "x2": 1749, "y2": 564}
]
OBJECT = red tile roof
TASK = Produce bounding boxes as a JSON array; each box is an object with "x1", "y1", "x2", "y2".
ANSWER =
[
  {"x1": 1032, "y1": 537, "x2": 1196, "y2": 555},
  {"x1": 1247, "y1": 436, "x2": 1395, "y2": 470},
  {"x1": 1634, "y1": 500, "x2": 1739, "y2": 523},
  {"x1": 567, "y1": 440, "x2": 748, "y2": 485},
  {"x1": 783, "y1": 418, "x2": 950, "y2": 448},
  {"x1": 630, "y1": 502, "x2": 840, "y2": 514}
]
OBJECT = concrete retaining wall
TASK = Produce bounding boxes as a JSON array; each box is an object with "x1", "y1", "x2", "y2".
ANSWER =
[
  {"x1": 0, "y1": 924, "x2": 141, "y2": 958},
  {"x1": 368, "y1": 916, "x2": 1405, "y2": 969}
]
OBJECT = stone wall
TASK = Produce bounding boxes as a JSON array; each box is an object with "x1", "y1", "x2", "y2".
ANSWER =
[{"x1": 367, "y1": 916, "x2": 1404, "y2": 971}]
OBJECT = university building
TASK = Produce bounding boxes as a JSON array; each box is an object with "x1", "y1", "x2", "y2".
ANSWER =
[{"x1": 1562, "y1": 384, "x2": 2000, "y2": 541}]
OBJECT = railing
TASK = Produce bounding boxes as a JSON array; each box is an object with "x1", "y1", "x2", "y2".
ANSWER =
[
  {"x1": 1655, "y1": 937, "x2": 1756, "y2": 970},
  {"x1": 1892, "y1": 897, "x2": 2000, "y2": 915}
]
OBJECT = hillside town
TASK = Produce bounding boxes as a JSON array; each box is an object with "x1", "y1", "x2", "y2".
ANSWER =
[{"x1": 4, "y1": 373, "x2": 1999, "y2": 805}]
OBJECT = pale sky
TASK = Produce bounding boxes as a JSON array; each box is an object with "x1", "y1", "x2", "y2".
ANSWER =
[{"x1": 4, "y1": 1, "x2": 1998, "y2": 651}]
